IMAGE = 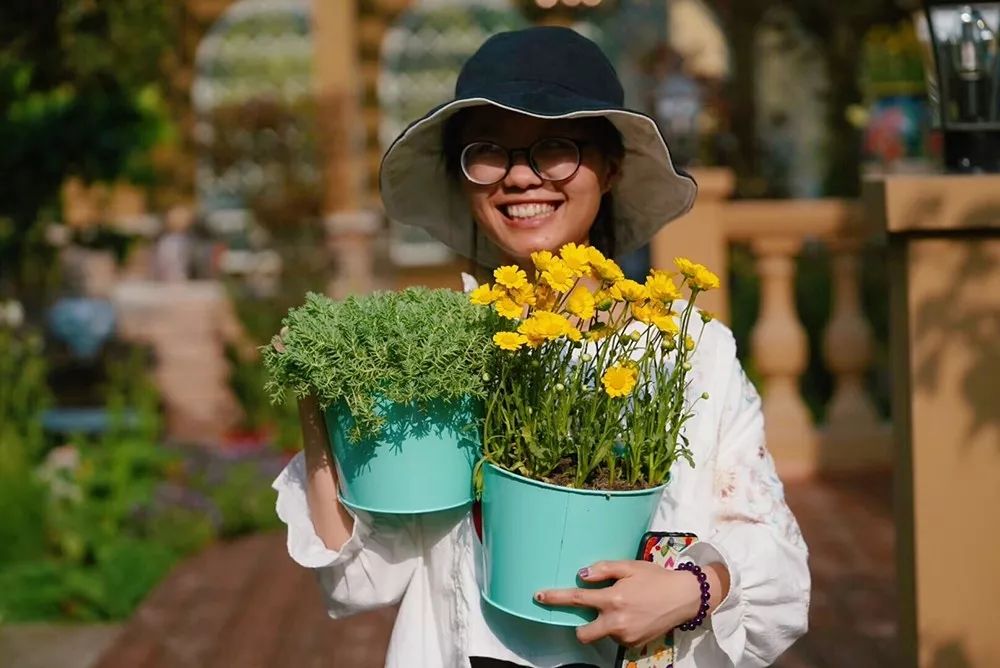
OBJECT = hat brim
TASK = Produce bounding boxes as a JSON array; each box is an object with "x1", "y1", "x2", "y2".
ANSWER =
[{"x1": 379, "y1": 89, "x2": 698, "y2": 266}]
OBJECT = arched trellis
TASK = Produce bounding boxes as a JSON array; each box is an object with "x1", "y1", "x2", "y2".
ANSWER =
[{"x1": 192, "y1": 0, "x2": 319, "y2": 217}]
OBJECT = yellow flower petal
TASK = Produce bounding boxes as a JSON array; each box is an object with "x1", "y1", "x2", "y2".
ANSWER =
[
  {"x1": 470, "y1": 283, "x2": 501, "y2": 305},
  {"x1": 493, "y1": 331, "x2": 528, "y2": 351},
  {"x1": 541, "y1": 259, "x2": 575, "y2": 293},
  {"x1": 591, "y1": 257, "x2": 625, "y2": 283},
  {"x1": 531, "y1": 250, "x2": 556, "y2": 273},
  {"x1": 559, "y1": 242, "x2": 591, "y2": 276},
  {"x1": 601, "y1": 364, "x2": 638, "y2": 398},
  {"x1": 645, "y1": 271, "x2": 681, "y2": 302},
  {"x1": 494, "y1": 297, "x2": 523, "y2": 319},
  {"x1": 691, "y1": 266, "x2": 720, "y2": 291},
  {"x1": 566, "y1": 286, "x2": 596, "y2": 320},
  {"x1": 494, "y1": 265, "x2": 528, "y2": 290},
  {"x1": 613, "y1": 279, "x2": 647, "y2": 303}
]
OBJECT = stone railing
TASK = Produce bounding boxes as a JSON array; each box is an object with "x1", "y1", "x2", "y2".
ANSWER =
[{"x1": 652, "y1": 168, "x2": 891, "y2": 478}]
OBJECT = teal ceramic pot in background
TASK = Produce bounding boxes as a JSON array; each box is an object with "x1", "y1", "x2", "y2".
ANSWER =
[
  {"x1": 326, "y1": 396, "x2": 481, "y2": 514},
  {"x1": 480, "y1": 463, "x2": 665, "y2": 626}
]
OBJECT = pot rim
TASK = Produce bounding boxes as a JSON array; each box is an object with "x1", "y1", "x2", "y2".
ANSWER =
[{"x1": 483, "y1": 461, "x2": 668, "y2": 498}]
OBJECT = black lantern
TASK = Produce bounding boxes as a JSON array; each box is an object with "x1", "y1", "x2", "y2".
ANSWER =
[{"x1": 918, "y1": 2, "x2": 1000, "y2": 171}]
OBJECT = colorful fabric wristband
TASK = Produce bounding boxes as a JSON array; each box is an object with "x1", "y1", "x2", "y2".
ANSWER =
[{"x1": 675, "y1": 561, "x2": 711, "y2": 631}]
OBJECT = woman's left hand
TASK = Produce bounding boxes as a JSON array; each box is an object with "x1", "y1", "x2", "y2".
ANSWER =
[{"x1": 536, "y1": 560, "x2": 728, "y2": 647}]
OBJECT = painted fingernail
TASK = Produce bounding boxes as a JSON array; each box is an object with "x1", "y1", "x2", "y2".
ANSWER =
[
  {"x1": 534, "y1": 592, "x2": 544, "y2": 602},
  {"x1": 578, "y1": 567, "x2": 590, "y2": 578}
]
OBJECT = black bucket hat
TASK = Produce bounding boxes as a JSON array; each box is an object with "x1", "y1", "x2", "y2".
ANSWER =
[{"x1": 379, "y1": 26, "x2": 698, "y2": 265}]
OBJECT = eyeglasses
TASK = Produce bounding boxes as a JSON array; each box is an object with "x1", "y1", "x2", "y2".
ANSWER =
[{"x1": 459, "y1": 137, "x2": 587, "y2": 186}]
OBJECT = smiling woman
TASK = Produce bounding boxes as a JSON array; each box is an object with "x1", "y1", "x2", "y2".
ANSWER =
[
  {"x1": 272, "y1": 25, "x2": 809, "y2": 668},
  {"x1": 442, "y1": 109, "x2": 625, "y2": 265}
]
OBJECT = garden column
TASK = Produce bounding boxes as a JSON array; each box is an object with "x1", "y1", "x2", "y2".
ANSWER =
[
  {"x1": 311, "y1": 0, "x2": 378, "y2": 296},
  {"x1": 865, "y1": 174, "x2": 1000, "y2": 668}
]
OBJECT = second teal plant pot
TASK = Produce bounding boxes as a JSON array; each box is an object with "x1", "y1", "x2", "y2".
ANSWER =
[
  {"x1": 326, "y1": 396, "x2": 481, "y2": 514},
  {"x1": 480, "y1": 463, "x2": 665, "y2": 626}
]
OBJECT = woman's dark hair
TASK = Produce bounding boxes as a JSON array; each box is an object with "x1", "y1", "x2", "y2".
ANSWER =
[{"x1": 441, "y1": 108, "x2": 624, "y2": 265}]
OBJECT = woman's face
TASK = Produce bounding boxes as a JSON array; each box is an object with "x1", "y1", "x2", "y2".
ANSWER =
[{"x1": 457, "y1": 107, "x2": 620, "y2": 266}]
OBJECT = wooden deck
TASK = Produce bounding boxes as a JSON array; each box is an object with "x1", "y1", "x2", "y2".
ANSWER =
[{"x1": 95, "y1": 474, "x2": 896, "y2": 667}]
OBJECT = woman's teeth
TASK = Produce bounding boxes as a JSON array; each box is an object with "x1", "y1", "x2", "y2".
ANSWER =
[{"x1": 506, "y1": 203, "x2": 556, "y2": 219}]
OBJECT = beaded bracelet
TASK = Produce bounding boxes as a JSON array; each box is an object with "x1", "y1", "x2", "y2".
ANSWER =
[{"x1": 675, "y1": 561, "x2": 711, "y2": 631}]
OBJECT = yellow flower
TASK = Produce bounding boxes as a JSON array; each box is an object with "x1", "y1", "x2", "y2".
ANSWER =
[
  {"x1": 493, "y1": 331, "x2": 528, "y2": 351},
  {"x1": 510, "y1": 284, "x2": 536, "y2": 307},
  {"x1": 494, "y1": 297, "x2": 522, "y2": 319},
  {"x1": 494, "y1": 265, "x2": 528, "y2": 290},
  {"x1": 674, "y1": 257, "x2": 720, "y2": 291},
  {"x1": 584, "y1": 323, "x2": 612, "y2": 341},
  {"x1": 646, "y1": 271, "x2": 681, "y2": 302},
  {"x1": 684, "y1": 335, "x2": 696, "y2": 351},
  {"x1": 519, "y1": 311, "x2": 578, "y2": 345},
  {"x1": 469, "y1": 283, "x2": 503, "y2": 305},
  {"x1": 559, "y1": 242, "x2": 591, "y2": 276},
  {"x1": 613, "y1": 279, "x2": 648, "y2": 303},
  {"x1": 700, "y1": 310, "x2": 716, "y2": 323},
  {"x1": 586, "y1": 246, "x2": 606, "y2": 265},
  {"x1": 541, "y1": 259, "x2": 576, "y2": 293},
  {"x1": 566, "y1": 286, "x2": 596, "y2": 320},
  {"x1": 652, "y1": 314, "x2": 679, "y2": 335},
  {"x1": 594, "y1": 288, "x2": 616, "y2": 311},
  {"x1": 534, "y1": 283, "x2": 558, "y2": 311},
  {"x1": 691, "y1": 266, "x2": 720, "y2": 291},
  {"x1": 591, "y1": 257, "x2": 625, "y2": 283},
  {"x1": 531, "y1": 250, "x2": 556, "y2": 272},
  {"x1": 674, "y1": 257, "x2": 699, "y2": 279},
  {"x1": 630, "y1": 300, "x2": 665, "y2": 324},
  {"x1": 602, "y1": 364, "x2": 638, "y2": 398}
]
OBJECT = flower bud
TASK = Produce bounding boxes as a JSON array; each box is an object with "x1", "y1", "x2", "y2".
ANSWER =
[
  {"x1": 682, "y1": 361, "x2": 692, "y2": 371},
  {"x1": 555, "y1": 382, "x2": 565, "y2": 391},
  {"x1": 597, "y1": 299, "x2": 614, "y2": 311},
  {"x1": 684, "y1": 335, "x2": 695, "y2": 351},
  {"x1": 700, "y1": 311, "x2": 715, "y2": 324},
  {"x1": 482, "y1": 372, "x2": 491, "y2": 382},
  {"x1": 630, "y1": 330, "x2": 642, "y2": 342},
  {"x1": 701, "y1": 391, "x2": 710, "y2": 400},
  {"x1": 661, "y1": 338, "x2": 676, "y2": 352},
  {"x1": 581, "y1": 353, "x2": 593, "y2": 363}
]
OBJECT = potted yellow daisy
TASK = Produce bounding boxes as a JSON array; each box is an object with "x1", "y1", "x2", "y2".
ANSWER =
[{"x1": 470, "y1": 244, "x2": 719, "y2": 625}]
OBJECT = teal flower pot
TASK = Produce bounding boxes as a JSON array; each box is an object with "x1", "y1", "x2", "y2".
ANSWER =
[
  {"x1": 481, "y1": 463, "x2": 665, "y2": 626},
  {"x1": 326, "y1": 397, "x2": 481, "y2": 514}
]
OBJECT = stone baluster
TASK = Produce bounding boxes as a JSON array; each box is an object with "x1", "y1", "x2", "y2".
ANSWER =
[
  {"x1": 749, "y1": 237, "x2": 819, "y2": 478},
  {"x1": 325, "y1": 210, "x2": 381, "y2": 298},
  {"x1": 821, "y1": 239, "x2": 889, "y2": 468}
]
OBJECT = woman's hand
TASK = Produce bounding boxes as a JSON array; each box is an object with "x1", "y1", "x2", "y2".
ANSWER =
[{"x1": 536, "y1": 560, "x2": 730, "y2": 647}]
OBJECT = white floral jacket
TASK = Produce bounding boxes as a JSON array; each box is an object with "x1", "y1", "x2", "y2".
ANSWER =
[{"x1": 272, "y1": 303, "x2": 810, "y2": 668}]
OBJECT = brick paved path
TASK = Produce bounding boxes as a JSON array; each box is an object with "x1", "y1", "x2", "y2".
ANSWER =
[{"x1": 95, "y1": 474, "x2": 895, "y2": 668}]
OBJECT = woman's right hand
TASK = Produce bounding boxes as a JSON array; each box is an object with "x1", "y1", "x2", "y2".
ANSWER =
[{"x1": 299, "y1": 396, "x2": 355, "y2": 550}]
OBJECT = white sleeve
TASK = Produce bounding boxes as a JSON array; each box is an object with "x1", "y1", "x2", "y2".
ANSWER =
[
  {"x1": 272, "y1": 452, "x2": 420, "y2": 618},
  {"x1": 682, "y1": 333, "x2": 811, "y2": 667}
]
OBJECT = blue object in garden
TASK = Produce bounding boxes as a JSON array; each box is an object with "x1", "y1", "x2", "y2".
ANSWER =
[
  {"x1": 47, "y1": 298, "x2": 117, "y2": 360},
  {"x1": 480, "y1": 463, "x2": 665, "y2": 626},
  {"x1": 41, "y1": 407, "x2": 140, "y2": 435},
  {"x1": 325, "y1": 396, "x2": 481, "y2": 514}
]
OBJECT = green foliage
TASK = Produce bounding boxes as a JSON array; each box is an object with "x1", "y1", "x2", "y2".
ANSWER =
[
  {"x1": 0, "y1": 329, "x2": 51, "y2": 563},
  {"x1": 208, "y1": 462, "x2": 281, "y2": 538},
  {"x1": 0, "y1": 0, "x2": 177, "y2": 293},
  {"x1": 264, "y1": 288, "x2": 500, "y2": 442}
]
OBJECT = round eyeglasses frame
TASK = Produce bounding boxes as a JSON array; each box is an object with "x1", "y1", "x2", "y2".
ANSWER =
[{"x1": 459, "y1": 137, "x2": 589, "y2": 186}]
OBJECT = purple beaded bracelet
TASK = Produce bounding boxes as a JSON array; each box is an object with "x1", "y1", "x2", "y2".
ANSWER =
[{"x1": 675, "y1": 561, "x2": 711, "y2": 631}]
